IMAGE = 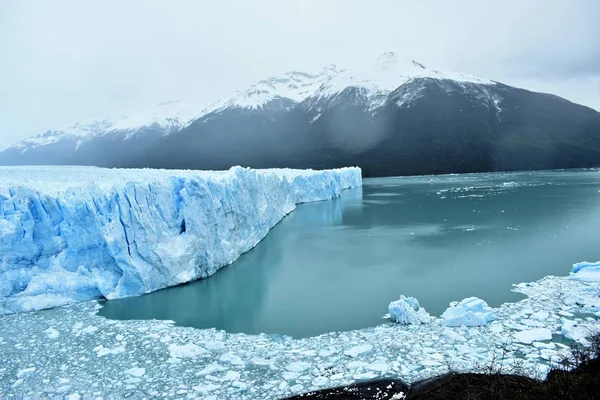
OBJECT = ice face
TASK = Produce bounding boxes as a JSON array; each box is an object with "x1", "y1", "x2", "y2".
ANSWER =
[
  {"x1": 388, "y1": 295, "x2": 432, "y2": 325},
  {"x1": 0, "y1": 166, "x2": 362, "y2": 315},
  {"x1": 441, "y1": 297, "x2": 498, "y2": 327}
]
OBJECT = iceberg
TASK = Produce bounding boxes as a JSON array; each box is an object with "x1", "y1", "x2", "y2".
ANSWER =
[
  {"x1": 388, "y1": 295, "x2": 432, "y2": 324},
  {"x1": 441, "y1": 297, "x2": 498, "y2": 327},
  {"x1": 570, "y1": 261, "x2": 600, "y2": 282},
  {"x1": 0, "y1": 165, "x2": 361, "y2": 314}
]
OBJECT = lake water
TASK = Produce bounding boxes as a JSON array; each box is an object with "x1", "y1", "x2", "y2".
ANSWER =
[{"x1": 99, "y1": 169, "x2": 600, "y2": 338}]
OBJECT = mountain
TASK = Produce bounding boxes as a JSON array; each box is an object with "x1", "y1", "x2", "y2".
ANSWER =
[
  {"x1": 0, "y1": 101, "x2": 199, "y2": 167},
  {"x1": 3, "y1": 53, "x2": 600, "y2": 177}
]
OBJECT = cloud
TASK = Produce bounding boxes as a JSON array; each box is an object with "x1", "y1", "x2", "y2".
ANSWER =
[{"x1": 0, "y1": 0, "x2": 598, "y2": 146}]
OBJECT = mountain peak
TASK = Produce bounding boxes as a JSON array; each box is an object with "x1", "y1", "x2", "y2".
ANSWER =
[
  {"x1": 374, "y1": 52, "x2": 427, "y2": 71},
  {"x1": 311, "y1": 52, "x2": 493, "y2": 104},
  {"x1": 157, "y1": 100, "x2": 181, "y2": 106},
  {"x1": 411, "y1": 60, "x2": 426, "y2": 69},
  {"x1": 201, "y1": 65, "x2": 342, "y2": 114},
  {"x1": 375, "y1": 52, "x2": 399, "y2": 64}
]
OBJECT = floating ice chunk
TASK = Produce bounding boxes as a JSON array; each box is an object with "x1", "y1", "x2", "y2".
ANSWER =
[
  {"x1": 286, "y1": 361, "x2": 312, "y2": 372},
  {"x1": 80, "y1": 326, "x2": 98, "y2": 334},
  {"x1": 441, "y1": 297, "x2": 498, "y2": 326},
  {"x1": 353, "y1": 371, "x2": 378, "y2": 380},
  {"x1": 442, "y1": 328, "x2": 467, "y2": 342},
  {"x1": 570, "y1": 261, "x2": 600, "y2": 281},
  {"x1": 219, "y1": 352, "x2": 244, "y2": 366},
  {"x1": 282, "y1": 372, "x2": 300, "y2": 380},
  {"x1": 533, "y1": 341, "x2": 555, "y2": 349},
  {"x1": 388, "y1": 295, "x2": 432, "y2": 325},
  {"x1": 192, "y1": 384, "x2": 219, "y2": 394},
  {"x1": 197, "y1": 364, "x2": 226, "y2": 376},
  {"x1": 290, "y1": 384, "x2": 304, "y2": 393},
  {"x1": 232, "y1": 381, "x2": 247, "y2": 389},
  {"x1": 96, "y1": 345, "x2": 125, "y2": 357},
  {"x1": 222, "y1": 371, "x2": 241, "y2": 381},
  {"x1": 367, "y1": 362, "x2": 389, "y2": 372},
  {"x1": 514, "y1": 328, "x2": 552, "y2": 344},
  {"x1": 344, "y1": 344, "x2": 373, "y2": 358},
  {"x1": 44, "y1": 327, "x2": 60, "y2": 339},
  {"x1": 348, "y1": 360, "x2": 369, "y2": 369},
  {"x1": 124, "y1": 367, "x2": 146, "y2": 378},
  {"x1": 205, "y1": 341, "x2": 225, "y2": 351},
  {"x1": 168, "y1": 343, "x2": 206, "y2": 359},
  {"x1": 312, "y1": 376, "x2": 329, "y2": 386},
  {"x1": 16, "y1": 367, "x2": 36, "y2": 378},
  {"x1": 561, "y1": 319, "x2": 597, "y2": 342},
  {"x1": 530, "y1": 311, "x2": 550, "y2": 321}
]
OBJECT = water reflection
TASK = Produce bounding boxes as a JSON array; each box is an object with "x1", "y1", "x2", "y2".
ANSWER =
[{"x1": 100, "y1": 170, "x2": 600, "y2": 338}]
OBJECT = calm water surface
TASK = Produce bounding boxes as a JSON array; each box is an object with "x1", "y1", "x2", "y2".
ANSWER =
[{"x1": 100, "y1": 170, "x2": 600, "y2": 337}]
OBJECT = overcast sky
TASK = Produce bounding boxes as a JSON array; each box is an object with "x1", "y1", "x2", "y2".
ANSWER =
[{"x1": 1, "y1": 0, "x2": 599, "y2": 148}]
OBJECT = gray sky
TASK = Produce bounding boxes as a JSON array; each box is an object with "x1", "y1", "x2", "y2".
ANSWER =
[{"x1": 1, "y1": 0, "x2": 599, "y2": 148}]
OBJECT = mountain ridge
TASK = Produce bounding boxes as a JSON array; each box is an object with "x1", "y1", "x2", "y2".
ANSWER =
[{"x1": 2, "y1": 53, "x2": 600, "y2": 177}]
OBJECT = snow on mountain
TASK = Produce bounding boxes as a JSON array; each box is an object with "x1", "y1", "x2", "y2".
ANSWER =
[
  {"x1": 13, "y1": 101, "x2": 201, "y2": 151},
  {"x1": 309, "y1": 52, "x2": 495, "y2": 111},
  {"x1": 110, "y1": 101, "x2": 199, "y2": 138},
  {"x1": 201, "y1": 65, "x2": 343, "y2": 114},
  {"x1": 6, "y1": 53, "x2": 502, "y2": 155},
  {"x1": 0, "y1": 165, "x2": 361, "y2": 314}
]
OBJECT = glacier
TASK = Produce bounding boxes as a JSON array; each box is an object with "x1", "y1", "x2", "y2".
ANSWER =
[{"x1": 0, "y1": 165, "x2": 361, "y2": 314}]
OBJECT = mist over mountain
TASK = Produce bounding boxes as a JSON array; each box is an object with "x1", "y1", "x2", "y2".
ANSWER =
[{"x1": 2, "y1": 53, "x2": 600, "y2": 177}]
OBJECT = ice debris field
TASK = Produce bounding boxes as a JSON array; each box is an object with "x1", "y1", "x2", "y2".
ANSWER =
[
  {"x1": 1, "y1": 166, "x2": 600, "y2": 399},
  {"x1": 1, "y1": 261, "x2": 599, "y2": 399},
  {"x1": 0, "y1": 166, "x2": 361, "y2": 315}
]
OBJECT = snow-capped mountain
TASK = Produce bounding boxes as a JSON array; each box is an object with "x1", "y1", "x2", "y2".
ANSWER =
[
  {"x1": 0, "y1": 101, "x2": 202, "y2": 167},
  {"x1": 202, "y1": 65, "x2": 342, "y2": 114},
  {"x1": 2, "y1": 53, "x2": 600, "y2": 176},
  {"x1": 307, "y1": 52, "x2": 493, "y2": 110},
  {"x1": 15, "y1": 100, "x2": 197, "y2": 151}
]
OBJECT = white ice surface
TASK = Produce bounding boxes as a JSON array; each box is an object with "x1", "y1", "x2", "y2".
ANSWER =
[
  {"x1": 441, "y1": 297, "x2": 498, "y2": 327},
  {"x1": 513, "y1": 328, "x2": 553, "y2": 344},
  {"x1": 0, "y1": 166, "x2": 361, "y2": 314}
]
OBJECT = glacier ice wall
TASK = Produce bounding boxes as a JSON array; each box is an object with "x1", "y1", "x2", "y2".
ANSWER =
[{"x1": 0, "y1": 166, "x2": 361, "y2": 314}]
